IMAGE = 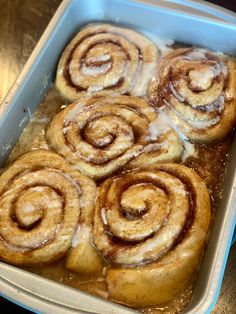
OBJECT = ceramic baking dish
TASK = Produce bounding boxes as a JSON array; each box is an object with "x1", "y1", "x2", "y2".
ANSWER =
[{"x1": 0, "y1": 0, "x2": 236, "y2": 313}]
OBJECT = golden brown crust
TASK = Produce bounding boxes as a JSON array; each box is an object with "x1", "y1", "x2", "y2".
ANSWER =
[
  {"x1": 2, "y1": 28, "x2": 228, "y2": 309},
  {"x1": 148, "y1": 48, "x2": 236, "y2": 143},
  {"x1": 92, "y1": 163, "x2": 211, "y2": 306},
  {"x1": 46, "y1": 95, "x2": 183, "y2": 180},
  {"x1": 0, "y1": 150, "x2": 97, "y2": 268},
  {"x1": 55, "y1": 24, "x2": 159, "y2": 101}
]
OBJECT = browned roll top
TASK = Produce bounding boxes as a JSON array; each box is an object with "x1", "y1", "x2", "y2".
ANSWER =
[
  {"x1": 46, "y1": 95, "x2": 183, "y2": 180},
  {"x1": 93, "y1": 163, "x2": 210, "y2": 266},
  {"x1": 149, "y1": 48, "x2": 236, "y2": 143},
  {"x1": 92, "y1": 163, "x2": 211, "y2": 306},
  {"x1": 55, "y1": 24, "x2": 159, "y2": 101},
  {"x1": 0, "y1": 150, "x2": 97, "y2": 266}
]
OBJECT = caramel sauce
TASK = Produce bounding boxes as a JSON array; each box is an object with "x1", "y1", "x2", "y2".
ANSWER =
[
  {"x1": 4, "y1": 86, "x2": 231, "y2": 314},
  {"x1": 7, "y1": 88, "x2": 65, "y2": 164}
]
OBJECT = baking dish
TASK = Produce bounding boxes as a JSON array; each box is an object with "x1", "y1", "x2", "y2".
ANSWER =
[
  {"x1": 0, "y1": 0, "x2": 236, "y2": 313},
  {"x1": 164, "y1": 0, "x2": 236, "y2": 24}
]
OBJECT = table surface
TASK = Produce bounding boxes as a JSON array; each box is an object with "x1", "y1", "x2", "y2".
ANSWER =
[{"x1": 0, "y1": 0, "x2": 235, "y2": 313}]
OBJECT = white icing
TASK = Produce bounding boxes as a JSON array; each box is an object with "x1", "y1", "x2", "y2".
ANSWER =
[
  {"x1": 212, "y1": 63, "x2": 223, "y2": 76},
  {"x1": 132, "y1": 62, "x2": 157, "y2": 96},
  {"x1": 88, "y1": 54, "x2": 111, "y2": 62},
  {"x1": 62, "y1": 126, "x2": 71, "y2": 134},
  {"x1": 139, "y1": 30, "x2": 174, "y2": 55},
  {"x1": 101, "y1": 207, "x2": 108, "y2": 225},
  {"x1": 152, "y1": 110, "x2": 196, "y2": 161},
  {"x1": 181, "y1": 141, "x2": 196, "y2": 162},
  {"x1": 64, "y1": 103, "x2": 85, "y2": 122},
  {"x1": 31, "y1": 186, "x2": 45, "y2": 192},
  {"x1": 82, "y1": 62, "x2": 111, "y2": 76},
  {"x1": 133, "y1": 225, "x2": 181, "y2": 262},
  {"x1": 188, "y1": 62, "x2": 226, "y2": 91},
  {"x1": 21, "y1": 203, "x2": 34, "y2": 213},
  {"x1": 209, "y1": 61, "x2": 227, "y2": 78},
  {"x1": 169, "y1": 83, "x2": 185, "y2": 102},
  {"x1": 71, "y1": 225, "x2": 80, "y2": 248},
  {"x1": 221, "y1": 62, "x2": 228, "y2": 77},
  {"x1": 87, "y1": 85, "x2": 104, "y2": 93},
  {"x1": 148, "y1": 112, "x2": 171, "y2": 141},
  {"x1": 107, "y1": 25, "x2": 152, "y2": 51},
  {"x1": 189, "y1": 68, "x2": 214, "y2": 89},
  {"x1": 187, "y1": 116, "x2": 220, "y2": 129},
  {"x1": 71, "y1": 224, "x2": 91, "y2": 248},
  {"x1": 186, "y1": 49, "x2": 207, "y2": 60},
  {"x1": 143, "y1": 141, "x2": 170, "y2": 153}
]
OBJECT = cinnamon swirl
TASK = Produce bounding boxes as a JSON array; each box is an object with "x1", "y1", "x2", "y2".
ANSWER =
[
  {"x1": 55, "y1": 24, "x2": 159, "y2": 101},
  {"x1": 93, "y1": 163, "x2": 211, "y2": 306},
  {"x1": 0, "y1": 150, "x2": 98, "y2": 270},
  {"x1": 149, "y1": 48, "x2": 236, "y2": 143},
  {"x1": 46, "y1": 95, "x2": 183, "y2": 180}
]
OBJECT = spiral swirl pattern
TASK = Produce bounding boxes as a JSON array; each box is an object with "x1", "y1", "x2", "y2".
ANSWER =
[
  {"x1": 149, "y1": 48, "x2": 236, "y2": 143},
  {"x1": 93, "y1": 164, "x2": 211, "y2": 306},
  {"x1": 0, "y1": 150, "x2": 97, "y2": 266},
  {"x1": 46, "y1": 96, "x2": 183, "y2": 180},
  {"x1": 55, "y1": 24, "x2": 159, "y2": 101}
]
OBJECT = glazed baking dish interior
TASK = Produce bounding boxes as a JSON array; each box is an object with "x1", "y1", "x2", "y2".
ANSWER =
[{"x1": 0, "y1": 0, "x2": 236, "y2": 313}]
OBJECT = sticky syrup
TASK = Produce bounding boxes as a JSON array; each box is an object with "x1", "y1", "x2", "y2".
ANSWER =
[{"x1": 3, "y1": 85, "x2": 230, "y2": 313}]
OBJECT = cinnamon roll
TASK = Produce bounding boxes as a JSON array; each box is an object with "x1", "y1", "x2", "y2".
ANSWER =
[
  {"x1": 0, "y1": 150, "x2": 99, "y2": 271},
  {"x1": 46, "y1": 95, "x2": 183, "y2": 180},
  {"x1": 93, "y1": 163, "x2": 211, "y2": 306},
  {"x1": 55, "y1": 23, "x2": 159, "y2": 101},
  {"x1": 149, "y1": 48, "x2": 236, "y2": 143}
]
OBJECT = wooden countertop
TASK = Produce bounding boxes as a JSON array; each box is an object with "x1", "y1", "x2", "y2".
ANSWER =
[{"x1": 0, "y1": 1, "x2": 235, "y2": 313}]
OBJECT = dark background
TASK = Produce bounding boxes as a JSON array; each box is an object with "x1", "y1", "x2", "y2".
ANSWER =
[
  {"x1": 209, "y1": 0, "x2": 236, "y2": 13},
  {"x1": 0, "y1": 1, "x2": 235, "y2": 313}
]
